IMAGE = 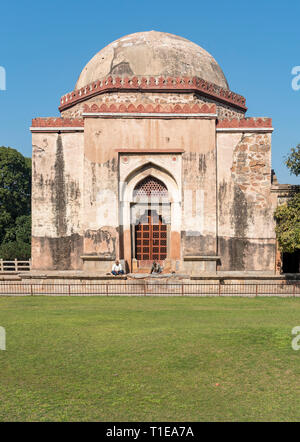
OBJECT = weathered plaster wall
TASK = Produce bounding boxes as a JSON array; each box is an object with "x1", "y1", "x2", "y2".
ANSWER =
[
  {"x1": 83, "y1": 116, "x2": 217, "y2": 271},
  {"x1": 32, "y1": 132, "x2": 84, "y2": 269},
  {"x1": 82, "y1": 157, "x2": 119, "y2": 263},
  {"x1": 31, "y1": 113, "x2": 276, "y2": 274},
  {"x1": 181, "y1": 118, "x2": 217, "y2": 262},
  {"x1": 217, "y1": 131, "x2": 276, "y2": 271}
]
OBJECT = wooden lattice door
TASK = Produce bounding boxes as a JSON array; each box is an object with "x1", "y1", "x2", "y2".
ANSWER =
[
  {"x1": 135, "y1": 210, "x2": 167, "y2": 263},
  {"x1": 133, "y1": 176, "x2": 168, "y2": 264}
]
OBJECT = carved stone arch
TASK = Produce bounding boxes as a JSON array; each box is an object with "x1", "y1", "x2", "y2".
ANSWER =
[
  {"x1": 119, "y1": 160, "x2": 181, "y2": 272},
  {"x1": 121, "y1": 162, "x2": 180, "y2": 204},
  {"x1": 124, "y1": 161, "x2": 179, "y2": 187}
]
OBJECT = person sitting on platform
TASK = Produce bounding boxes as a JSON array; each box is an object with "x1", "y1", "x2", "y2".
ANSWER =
[
  {"x1": 111, "y1": 260, "x2": 124, "y2": 276},
  {"x1": 150, "y1": 261, "x2": 162, "y2": 274}
]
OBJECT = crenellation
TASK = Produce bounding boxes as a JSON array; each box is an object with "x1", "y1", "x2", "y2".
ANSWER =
[{"x1": 59, "y1": 75, "x2": 247, "y2": 112}]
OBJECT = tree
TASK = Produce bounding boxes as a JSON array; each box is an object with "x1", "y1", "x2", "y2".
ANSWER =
[
  {"x1": 274, "y1": 192, "x2": 300, "y2": 253},
  {"x1": 0, "y1": 215, "x2": 31, "y2": 259},
  {"x1": 0, "y1": 146, "x2": 31, "y2": 260},
  {"x1": 285, "y1": 144, "x2": 300, "y2": 176},
  {"x1": 274, "y1": 144, "x2": 300, "y2": 271}
]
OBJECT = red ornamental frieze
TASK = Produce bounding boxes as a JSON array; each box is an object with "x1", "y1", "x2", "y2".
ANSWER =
[
  {"x1": 31, "y1": 116, "x2": 272, "y2": 128},
  {"x1": 82, "y1": 102, "x2": 217, "y2": 114},
  {"x1": 59, "y1": 75, "x2": 247, "y2": 112},
  {"x1": 217, "y1": 118, "x2": 272, "y2": 128},
  {"x1": 32, "y1": 118, "x2": 84, "y2": 127}
]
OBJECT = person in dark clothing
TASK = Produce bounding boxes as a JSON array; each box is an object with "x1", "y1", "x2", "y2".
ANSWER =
[{"x1": 150, "y1": 261, "x2": 162, "y2": 274}]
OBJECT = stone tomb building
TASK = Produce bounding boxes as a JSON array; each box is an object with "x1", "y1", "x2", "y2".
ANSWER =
[{"x1": 31, "y1": 31, "x2": 277, "y2": 274}]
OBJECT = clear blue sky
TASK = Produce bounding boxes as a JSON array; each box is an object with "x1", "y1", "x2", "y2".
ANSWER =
[{"x1": 0, "y1": 0, "x2": 299, "y2": 184}]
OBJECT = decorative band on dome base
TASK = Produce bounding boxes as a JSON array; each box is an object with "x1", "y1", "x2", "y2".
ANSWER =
[
  {"x1": 59, "y1": 76, "x2": 247, "y2": 112},
  {"x1": 82, "y1": 102, "x2": 217, "y2": 114}
]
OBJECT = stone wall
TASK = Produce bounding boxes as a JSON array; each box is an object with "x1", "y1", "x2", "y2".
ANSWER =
[{"x1": 217, "y1": 131, "x2": 276, "y2": 271}]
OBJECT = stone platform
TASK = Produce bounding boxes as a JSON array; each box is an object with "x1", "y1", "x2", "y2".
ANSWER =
[
  {"x1": 18, "y1": 270, "x2": 127, "y2": 280},
  {"x1": 0, "y1": 270, "x2": 299, "y2": 297},
  {"x1": 0, "y1": 270, "x2": 299, "y2": 284}
]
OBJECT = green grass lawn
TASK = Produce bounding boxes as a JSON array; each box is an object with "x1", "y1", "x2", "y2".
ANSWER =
[{"x1": 0, "y1": 296, "x2": 300, "y2": 421}]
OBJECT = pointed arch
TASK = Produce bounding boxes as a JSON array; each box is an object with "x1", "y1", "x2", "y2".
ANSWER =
[
  {"x1": 121, "y1": 162, "x2": 180, "y2": 203},
  {"x1": 124, "y1": 161, "x2": 178, "y2": 187}
]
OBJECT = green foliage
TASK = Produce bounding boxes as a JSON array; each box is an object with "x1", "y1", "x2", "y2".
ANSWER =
[
  {"x1": 285, "y1": 144, "x2": 300, "y2": 176},
  {"x1": 0, "y1": 215, "x2": 31, "y2": 259},
  {"x1": 0, "y1": 146, "x2": 31, "y2": 259},
  {"x1": 274, "y1": 144, "x2": 300, "y2": 258},
  {"x1": 0, "y1": 240, "x2": 31, "y2": 260},
  {"x1": 274, "y1": 192, "x2": 300, "y2": 253}
]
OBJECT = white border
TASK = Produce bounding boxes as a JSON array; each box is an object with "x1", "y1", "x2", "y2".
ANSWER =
[
  {"x1": 82, "y1": 112, "x2": 218, "y2": 118},
  {"x1": 216, "y1": 127, "x2": 274, "y2": 133},
  {"x1": 30, "y1": 127, "x2": 84, "y2": 132}
]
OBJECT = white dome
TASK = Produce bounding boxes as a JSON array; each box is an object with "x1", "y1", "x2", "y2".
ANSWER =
[{"x1": 75, "y1": 31, "x2": 229, "y2": 90}]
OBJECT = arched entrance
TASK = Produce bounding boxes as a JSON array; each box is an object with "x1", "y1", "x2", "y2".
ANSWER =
[
  {"x1": 119, "y1": 160, "x2": 181, "y2": 272},
  {"x1": 132, "y1": 176, "x2": 169, "y2": 269}
]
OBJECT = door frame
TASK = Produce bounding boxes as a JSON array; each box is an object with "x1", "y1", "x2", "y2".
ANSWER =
[{"x1": 120, "y1": 163, "x2": 181, "y2": 272}]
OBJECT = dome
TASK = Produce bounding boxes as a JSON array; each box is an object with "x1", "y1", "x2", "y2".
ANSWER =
[{"x1": 75, "y1": 31, "x2": 229, "y2": 90}]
